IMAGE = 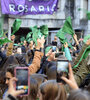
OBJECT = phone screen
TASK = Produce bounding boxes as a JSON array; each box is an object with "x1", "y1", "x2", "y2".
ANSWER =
[
  {"x1": 52, "y1": 46, "x2": 56, "y2": 52},
  {"x1": 15, "y1": 67, "x2": 29, "y2": 96},
  {"x1": 56, "y1": 60, "x2": 69, "y2": 83},
  {"x1": 55, "y1": 52, "x2": 63, "y2": 58}
]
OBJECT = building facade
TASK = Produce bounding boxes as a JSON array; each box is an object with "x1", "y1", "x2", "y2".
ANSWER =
[{"x1": 0, "y1": 0, "x2": 90, "y2": 45}]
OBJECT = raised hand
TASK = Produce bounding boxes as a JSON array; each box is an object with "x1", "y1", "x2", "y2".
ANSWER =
[
  {"x1": 61, "y1": 63, "x2": 79, "y2": 90},
  {"x1": 8, "y1": 77, "x2": 25, "y2": 97}
]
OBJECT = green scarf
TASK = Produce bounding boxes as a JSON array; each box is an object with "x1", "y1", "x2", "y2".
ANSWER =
[{"x1": 73, "y1": 46, "x2": 90, "y2": 68}]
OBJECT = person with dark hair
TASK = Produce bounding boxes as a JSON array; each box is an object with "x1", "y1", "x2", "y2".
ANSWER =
[
  {"x1": 52, "y1": 36, "x2": 58, "y2": 46},
  {"x1": 3, "y1": 77, "x2": 24, "y2": 100},
  {"x1": 0, "y1": 50, "x2": 7, "y2": 68},
  {"x1": 3, "y1": 64, "x2": 18, "y2": 99},
  {"x1": 15, "y1": 54, "x2": 28, "y2": 67},
  {"x1": 46, "y1": 66, "x2": 56, "y2": 80}
]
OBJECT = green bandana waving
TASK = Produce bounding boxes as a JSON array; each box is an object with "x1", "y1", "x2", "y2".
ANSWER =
[
  {"x1": 0, "y1": 38, "x2": 12, "y2": 46},
  {"x1": 11, "y1": 19, "x2": 22, "y2": 35},
  {"x1": 29, "y1": 25, "x2": 48, "y2": 45},
  {"x1": 62, "y1": 16, "x2": 74, "y2": 36}
]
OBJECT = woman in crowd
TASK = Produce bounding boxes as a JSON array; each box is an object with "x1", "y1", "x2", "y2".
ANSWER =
[{"x1": 39, "y1": 80, "x2": 67, "y2": 100}]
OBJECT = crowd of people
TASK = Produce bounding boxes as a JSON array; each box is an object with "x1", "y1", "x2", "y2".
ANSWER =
[{"x1": 0, "y1": 32, "x2": 90, "y2": 100}]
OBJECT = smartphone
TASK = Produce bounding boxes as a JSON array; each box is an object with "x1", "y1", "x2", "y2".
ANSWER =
[
  {"x1": 52, "y1": 46, "x2": 56, "y2": 52},
  {"x1": 56, "y1": 60, "x2": 69, "y2": 84},
  {"x1": 55, "y1": 52, "x2": 63, "y2": 58},
  {"x1": 14, "y1": 67, "x2": 30, "y2": 96}
]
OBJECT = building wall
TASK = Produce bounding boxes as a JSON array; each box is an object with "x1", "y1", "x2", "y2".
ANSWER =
[{"x1": 0, "y1": 0, "x2": 90, "y2": 40}]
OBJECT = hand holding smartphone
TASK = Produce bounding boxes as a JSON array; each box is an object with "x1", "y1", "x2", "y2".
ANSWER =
[
  {"x1": 56, "y1": 60, "x2": 69, "y2": 84},
  {"x1": 14, "y1": 67, "x2": 30, "y2": 96}
]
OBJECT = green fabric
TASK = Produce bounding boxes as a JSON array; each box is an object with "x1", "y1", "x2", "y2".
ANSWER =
[
  {"x1": 38, "y1": 29, "x2": 43, "y2": 39},
  {"x1": 64, "y1": 47, "x2": 72, "y2": 61},
  {"x1": 26, "y1": 32, "x2": 33, "y2": 43},
  {"x1": 26, "y1": 32, "x2": 32, "y2": 40},
  {"x1": 0, "y1": 15, "x2": 4, "y2": 38},
  {"x1": 20, "y1": 43, "x2": 24, "y2": 45},
  {"x1": 83, "y1": 35, "x2": 90, "y2": 43},
  {"x1": 45, "y1": 46, "x2": 52, "y2": 55},
  {"x1": 30, "y1": 26, "x2": 39, "y2": 45},
  {"x1": 30, "y1": 25, "x2": 48, "y2": 45},
  {"x1": 11, "y1": 19, "x2": 22, "y2": 35},
  {"x1": 56, "y1": 29, "x2": 73, "y2": 49},
  {"x1": 62, "y1": 16, "x2": 74, "y2": 36},
  {"x1": 73, "y1": 46, "x2": 90, "y2": 68},
  {"x1": 56, "y1": 28, "x2": 73, "y2": 51},
  {"x1": 56, "y1": 28, "x2": 67, "y2": 44},
  {"x1": 27, "y1": 38, "x2": 33, "y2": 43},
  {"x1": 86, "y1": 12, "x2": 90, "y2": 20},
  {"x1": 56, "y1": 28, "x2": 66, "y2": 40},
  {"x1": 0, "y1": 38, "x2": 12, "y2": 45},
  {"x1": 20, "y1": 36, "x2": 25, "y2": 42},
  {"x1": 14, "y1": 43, "x2": 19, "y2": 46},
  {"x1": 40, "y1": 25, "x2": 48, "y2": 38}
]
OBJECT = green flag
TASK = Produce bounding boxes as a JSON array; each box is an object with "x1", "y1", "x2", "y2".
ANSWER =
[
  {"x1": 56, "y1": 28, "x2": 73, "y2": 50},
  {"x1": 26, "y1": 32, "x2": 33, "y2": 43},
  {"x1": 29, "y1": 25, "x2": 49, "y2": 45},
  {"x1": 62, "y1": 16, "x2": 74, "y2": 36},
  {"x1": 86, "y1": 12, "x2": 90, "y2": 20},
  {"x1": 30, "y1": 26, "x2": 39, "y2": 45},
  {"x1": 56, "y1": 28, "x2": 68, "y2": 44},
  {"x1": 56, "y1": 28, "x2": 66, "y2": 40},
  {"x1": 20, "y1": 36, "x2": 25, "y2": 42},
  {"x1": 26, "y1": 32, "x2": 32, "y2": 40},
  {"x1": 27, "y1": 38, "x2": 33, "y2": 43},
  {"x1": 11, "y1": 19, "x2": 22, "y2": 35},
  {"x1": 0, "y1": 38, "x2": 12, "y2": 46},
  {"x1": 40, "y1": 25, "x2": 48, "y2": 38}
]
